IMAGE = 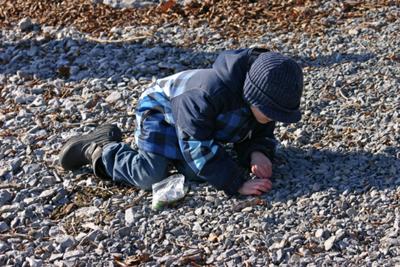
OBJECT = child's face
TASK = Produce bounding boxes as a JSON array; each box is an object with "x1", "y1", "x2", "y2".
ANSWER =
[{"x1": 250, "y1": 106, "x2": 273, "y2": 124}]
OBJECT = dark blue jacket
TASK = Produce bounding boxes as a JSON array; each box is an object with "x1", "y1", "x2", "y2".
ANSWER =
[{"x1": 135, "y1": 48, "x2": 276, "y2": 195}]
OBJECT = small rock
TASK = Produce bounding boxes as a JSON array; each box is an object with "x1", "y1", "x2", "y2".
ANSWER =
[
  {"x1": 48, "y1": 253, "x2": 63, "y2": 262},
  {"x1": 26, "y1": 257, "x2": 43, "y2": 267},
  {"x1": 208, "y1": 233, "x2": 218, "y2": 242},
  {"x1": 194, "y1": 208, "x2": 203, "y2": 215},
  {"x1": 324, "y1": 235, "x2": 336, "y2": 251},
  {"x1": 39, "y1": 188, "x2": 57, "y2": 199},
  {"x1": 18, "y1": 18, "x2": 33, "y2": 32},
  {"x1": 242, "y1": 207, "x2": 253, "y2": 212},
  {"x1": 63, "y1": 249, "x2": 84, "y2": 260},
  {"x1": 125, "y1": 208, "x2": 135, "y2": 225},
  {"x1": 93, "y1": 198, "x2": 103, "y2": 207},
  {"x1": 276, "y1": 249, "x2": 284, "y2": 262},
  {"x1": 74, "y1": 207, "x2": 99, "y2": 217},
  {"x1": 335, "y1": 229, "x2": 346, "y2": 240},
  {"x1": 348, "y1": 28, "x2": 359, "y2": 35},
  {"x1": 41, "y1": 176, "x2": 58, "y2": 186},
  {"x1": 0, "y1": 222, "x2": 10, "y2": 233},
  {"x1": 0, "y1": 241, "x2": 10, "y2": 253},
  {"x1": 315, "y1": 229, "x2": 326, "y2": 239},
  {"x1": 56, "y1": 235, "x2": 76, "y2": 253},
  {"x1": 117, "y1": 226, "x2": 131, "y2": 238},
  {"x1": 23, "y1": 164, "x2": 41, "y2": 175},
  {"x1": 346, "y1": 207, "x2": 357, "y2": 217},
  {"x1": 105, "y1": 91, "x2": 122, "y2": 104},
  {"x1": 0, "y1": 190, "x2": 13, "y2": 205},
  {"x1": 11, "y1": 158, "x2": 22, "y2": 173},
  {"x1": 49, "y1": 226, "x2": 62, "y2": 237},
  {"x1": 193, "y1": 222, "x2": 202, "y2": 232}
]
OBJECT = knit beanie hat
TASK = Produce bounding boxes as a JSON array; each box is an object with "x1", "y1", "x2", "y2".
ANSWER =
[{"x1": 243, "y1": 52, "x2": 304, "y2": 123}]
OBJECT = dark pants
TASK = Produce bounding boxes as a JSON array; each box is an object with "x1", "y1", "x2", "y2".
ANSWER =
[{"x1": 102, "y1": 143, "x2": 204, "y2": 190}]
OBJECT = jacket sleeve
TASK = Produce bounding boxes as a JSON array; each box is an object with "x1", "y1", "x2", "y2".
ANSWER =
[
  {"x1": 234, "y1": 121, "x2": 277, "y2": 167},
  {"x1": 172, "y1": 90, "x2": 246, "y2": 196}
]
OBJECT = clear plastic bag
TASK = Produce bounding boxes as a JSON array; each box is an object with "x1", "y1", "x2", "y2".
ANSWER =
[{"x1": 152, "y1": 174, "x2": 188, "y2": 210}]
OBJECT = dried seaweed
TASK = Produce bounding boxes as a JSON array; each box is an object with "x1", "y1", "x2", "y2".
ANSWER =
[{"x1": 0, "y1": 0, "x2": 397, "y2": 41}]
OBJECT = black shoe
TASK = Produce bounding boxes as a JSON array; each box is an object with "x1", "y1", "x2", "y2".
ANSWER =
[{"x1": 59, "y1": 124, "x2": 123, "y2": 172}]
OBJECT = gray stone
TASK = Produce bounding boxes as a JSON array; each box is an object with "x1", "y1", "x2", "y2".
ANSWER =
[
  {"x1": 23, "y1": 164, "x2": 41, "y2": 175},
  {"x1": 49, "y1": 226, "x2": 62, "y2": 237},
  {"x1": 26, "y1": 257, "x2": 43, "y2": 267},
  {"x1": 15, "y1": 94, "x2": 35, "y2": 104},
  {"x1": 335, "y1": 229, "x2": 346, "y2": 240},
  {"x1": 193, "y1": 222, "x2": 202, "y2": 232},
  {"x1": 39, "y1": 188, "x2": 58, "y2": 199},
  {"x1": 0, "y1": 189, "x2": 13, "y2": 205},
  {"x1": 105, "y1": 91, "x2": 122, "y2": 103},
  {"x1": 11, "y1": 158, "x2": 22, "y2": 173},
  {"x1": 324, "y1": 235, "x2": 336, "y2": 251},
  {"x1": 116, "y1": 226, "x2": 131, "y2": 238},
  {"x1": 125, "y1": 207, "x2": 135, "y2": 225},
  {"x1": 0, "y1": 241, "x2": 10, "y2": 253},
  {"x1": 346, "y1": 208, "x2": 358, "y2": 217},
  {"x1": 315, "y1": 229, "x2": 327, "y2": 239},
  {"x1": 194, "y1": 208, "x2": 203, "y2": 215},
  {"x1": 74, "y1": 206, "x2": 99, "y2": 217},
  {"x1": 63, "y1": 249, "x2": 84, "y2": 260},
  {"x1": 41, "y1": 176, "x2": 58, "y2": 186},
  {"x1": 0, "y1": 254, "x2": 7, "y2": 265},
  {"x1": 48, "y1": 253, "x2": 63, "y2": 262},
  {"x1": 79, "y1": 229, "x2": 108, "y2": 245},
  {"x1": 18, "y1": 18, "x2": 33, "y2": 32},
  {"x1": 0, "y1": 222, "x2": 9, "y2": 233},
  {"x1": 56, "y1": 235, "x2": 76, "y2": 253}
]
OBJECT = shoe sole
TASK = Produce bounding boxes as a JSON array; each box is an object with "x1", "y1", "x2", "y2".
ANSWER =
[{"x1": 59, "y1": 124, "x2": 123, "y2": 170}]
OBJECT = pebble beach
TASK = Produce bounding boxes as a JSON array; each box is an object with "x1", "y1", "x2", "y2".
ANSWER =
[{"x1": 0, "y1": 0, "x2": 399, "y2": 266}]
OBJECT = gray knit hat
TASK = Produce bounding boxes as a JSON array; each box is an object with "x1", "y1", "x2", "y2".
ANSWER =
[{"x1": 243, "y1": 52, "x2": 304, "y2": 123}]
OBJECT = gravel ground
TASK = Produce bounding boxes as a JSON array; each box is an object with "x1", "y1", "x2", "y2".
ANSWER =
[{"x1": 0, "y1": 1, "x2": 399, "y2": 266}]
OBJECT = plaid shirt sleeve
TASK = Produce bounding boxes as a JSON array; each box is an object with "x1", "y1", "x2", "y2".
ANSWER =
[{"x1": 176, "y1": 126, "x2": 246, "y2": 195}]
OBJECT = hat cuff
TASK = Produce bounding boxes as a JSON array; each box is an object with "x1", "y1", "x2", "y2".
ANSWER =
[{"x1": 257, "y1": 104, "x2": 301, "y2": 123}]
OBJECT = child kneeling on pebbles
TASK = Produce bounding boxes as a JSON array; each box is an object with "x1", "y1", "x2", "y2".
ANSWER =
[{"x1": 59, "y1": 48, "x2": 303, "y2": 196}]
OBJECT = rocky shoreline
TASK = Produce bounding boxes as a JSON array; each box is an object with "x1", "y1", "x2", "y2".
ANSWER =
[{"x1": 0, "y1": 1, "x2": 399, "y2": 266}]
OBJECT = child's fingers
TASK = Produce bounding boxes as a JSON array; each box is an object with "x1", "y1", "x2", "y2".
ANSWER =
[
  {"x1": 252, "y1": 164, "x2": 272, "y2": 179},
  {"x1": 252, "y1": 166, "x2": 266, "y2": 179},
  {"x1": 258, "y1": 166, "x2": 269, "y2": 178},
  {"x1": 246, "y1": 187, "x2": 262, "y2": 195},
  {"x1": 252, "y1": 189, "x2": 263, "y2": 195},
  {"x1": 252, "y1": 179, "x2": 272, "y2": 192},
  {"x1": 260, "y1": 164, "x2": 272, "y2": 178}
]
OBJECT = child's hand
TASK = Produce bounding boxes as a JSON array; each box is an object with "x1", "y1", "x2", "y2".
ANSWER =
[
  {"x1": 238, "y1": 178, "x2": 272, "y2": 195},
  {"x1": 250, "y1": 151, "x2": 272, "y2": 179}
]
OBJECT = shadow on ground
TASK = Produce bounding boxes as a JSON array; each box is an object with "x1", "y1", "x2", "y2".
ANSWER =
[
  {"x1": 266, "y1": 145, "x2": 399, "y2": 202},
  {"x1": 298, "y1": 52, "x2": 376, "y2": 68},
  {"x1": 0, "y1": 36, "x2": 217, "y2": 82},
  {"x1": 1, "y1": 35, "x2": 376, "y2": 81}
]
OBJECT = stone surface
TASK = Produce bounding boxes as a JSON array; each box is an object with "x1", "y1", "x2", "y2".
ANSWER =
[
  {"x1": 324, "y1": 236, "x2": 337, "y2": 251},
  {"x1": 0, "y1": 190, "x2": 13, "y2": 205},
  {"x1": 18, "y1": 17, "x2": 33, "y2": 32},
  {"x1": 0, "y1": 1, "x2": 399, "y2": 266}
]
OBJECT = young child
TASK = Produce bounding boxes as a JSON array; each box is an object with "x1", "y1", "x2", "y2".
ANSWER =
[{"x1": 59, "y1": 48, "x2": 303, "y2": 196}]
